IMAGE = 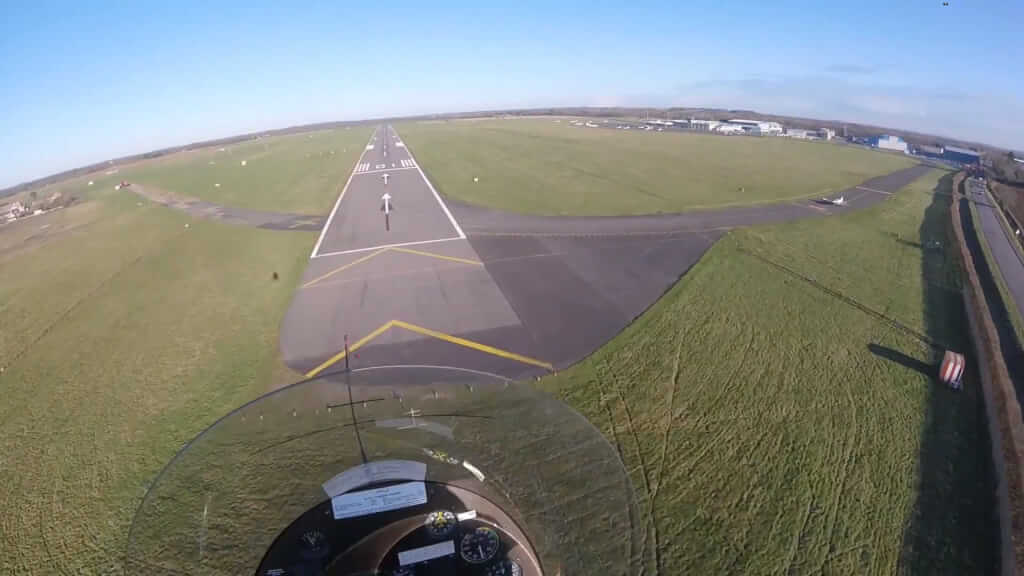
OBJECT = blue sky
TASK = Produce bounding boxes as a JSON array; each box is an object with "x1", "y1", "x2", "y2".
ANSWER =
[{"x1": 1, "y1": 0, "x2": 1021, "y2": 188}]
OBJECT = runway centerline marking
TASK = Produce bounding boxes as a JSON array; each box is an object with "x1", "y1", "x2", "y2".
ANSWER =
[
  {"x1": 304, "y1": 319, "x2": 554, "y2": 378},
  {"x1": 302, "y1": 245, "x2": 482, "y2": 288}
]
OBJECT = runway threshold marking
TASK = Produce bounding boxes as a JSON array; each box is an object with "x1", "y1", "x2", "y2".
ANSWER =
[
  {"x1": 302, "y1": 245, "x2": 482, "y2": 288},
  {"x1": 304, "y1": 319, "x2": 553, "y2": 378}
]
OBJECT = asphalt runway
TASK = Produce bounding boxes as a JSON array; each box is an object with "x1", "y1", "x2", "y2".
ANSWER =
[
  {"x1": 312, "y1": 126, "x2": 462, "y2": 257},
  {"x1": 282, "y1": 129, "x2": 934, "y2": 384}
]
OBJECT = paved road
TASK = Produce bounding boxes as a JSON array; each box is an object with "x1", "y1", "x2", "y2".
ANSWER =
[
  {"x1": 282, "y1": 127, "x2": 934, "y2": 384},
  {"x1": 967, "y1": 177, "x2": 1024, "y2": 325}
]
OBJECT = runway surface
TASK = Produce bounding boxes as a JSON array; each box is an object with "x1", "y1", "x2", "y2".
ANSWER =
[{"x1": 281, "y1": 126, "x2": 933, "y2": 383}]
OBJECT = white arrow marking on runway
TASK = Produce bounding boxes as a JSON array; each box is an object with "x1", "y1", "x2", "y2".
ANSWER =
[
  {"x1": 382, "y1": 173, "x2": 389, "y2": 185},
  {"x1": 381, "y1": 192, "x2": 392, "y2": 214}
]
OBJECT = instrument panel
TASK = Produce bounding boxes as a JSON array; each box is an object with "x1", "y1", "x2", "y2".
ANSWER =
[{"x1": 256, "y1": 481, "x2": 540, "y2": 576}]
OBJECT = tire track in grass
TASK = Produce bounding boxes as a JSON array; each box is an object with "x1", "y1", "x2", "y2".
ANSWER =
[
  {"x1": 614, "y1": 386, "x2": 661, "y2": 575},
  {"x1": 595, "y1": 392, "x2": 644, "y2": 575}
]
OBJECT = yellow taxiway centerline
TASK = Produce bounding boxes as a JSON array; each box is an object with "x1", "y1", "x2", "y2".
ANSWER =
[
  {"x1": 305, "y1": 319, "x2": 554, "y2": 378},
  {"x1": 305, "y1": 321, "x2": 395, "y2": 378},
  {"x1": 302, "y1": 246, "x2": 481, "y2": 289},
  {"x1": 302, "y1": 249, "x2": 388, "y2": 288},
  {"x1": 388, "y1": 246, "x2": 482, "y2": 266},
  {"x1": 390, "y1": 320, "x2": 553, "y2": 370}
]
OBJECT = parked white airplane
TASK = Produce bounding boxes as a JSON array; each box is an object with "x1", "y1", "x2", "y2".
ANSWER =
[{"x1": 822, "y1": 196, "x2": 847, "y2": 206}]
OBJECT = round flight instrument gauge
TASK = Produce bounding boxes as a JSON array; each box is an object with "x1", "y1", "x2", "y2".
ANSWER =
[
  {"x1": 459, "y1": 526, "x2": 500, "y2": 565},
  {"x1": 424, "y1": 510, "x2": 458, "y2": 539},
  {"x1": 485, "y1": 559, "x2": 523, "y2": 576}
]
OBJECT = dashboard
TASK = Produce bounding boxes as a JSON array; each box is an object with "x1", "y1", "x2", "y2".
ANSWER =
[{"x1": 256, "y1": 481, "x2": 541, "y2": 576}]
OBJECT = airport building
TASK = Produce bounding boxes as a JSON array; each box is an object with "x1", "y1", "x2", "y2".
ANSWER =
[
  {"x1": 727, "y1": 119, "x2": 783, "y2": 135},
  {"x1": 874, "y1": 134, "x2": 908, "y2": 153},
  {"x1": 714, "y1": 124, "x2": 746, "y2": 135},
  {"x1": 943, "y1": 145, "x2": 981, "y2": 165},
  {"x1": 687, "y1": 119, "x2": 721, "y2": 132}
]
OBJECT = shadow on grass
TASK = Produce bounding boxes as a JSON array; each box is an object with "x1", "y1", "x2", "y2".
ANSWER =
[
  {"x1": 867, "y1": 343, "x2": 931, "y2": 377},
  {"x1": 899, "y1": 173, "x2": 998, "y2": 574}
]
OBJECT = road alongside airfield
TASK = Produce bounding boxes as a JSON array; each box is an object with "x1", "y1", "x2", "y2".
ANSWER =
[
  {"x1": 967, "y1": 177, "x2": 1024, "y2": 328},
  {"x1": 279, "y1": 125, "x2": 933, "y2": 384}
]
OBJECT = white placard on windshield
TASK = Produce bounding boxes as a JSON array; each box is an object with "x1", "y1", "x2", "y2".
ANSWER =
[
  {"x1": 398, "y1": 540, "x2": 455, "y2": 566},
  {"x1": 322, "y1": 460, "x2": 427, "y2": 497},
  {"x1": 330, "y1": 481, "x2": 427, "y2": 520}
]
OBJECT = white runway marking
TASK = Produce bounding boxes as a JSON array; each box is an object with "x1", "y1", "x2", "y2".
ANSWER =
[
  {"x1": 312, "y1": 236, "x2": 463, "y2": 258},
  {"x1": 396, "y1": 142, "x2": 405, "y2": 148},
  {"x1": 311, "y1": 130, "x2": 377, "y2": 258},
  {"x1": 393, "y1": 126, "x2": 465, "y2": 239},
  {"x1": 353, "y1": 166, "x2": 417, "y2": 176},
  {"x1": 400, "y1": 159, "x2": 416, "y2": 168},
  {"x1": 354, "y1": 162, "x2": 371, "y2": 173},
  {"x1": 376, "y1": 163, "x2": 386, "y2": 169},
  {"x1": 856, "y1": 186, "x2": 892, "y2": 195}
]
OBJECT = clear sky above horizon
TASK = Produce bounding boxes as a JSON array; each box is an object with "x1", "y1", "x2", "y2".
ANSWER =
[{"x1": 1, "y1": 0, "x2": 1021, "y2": 188}]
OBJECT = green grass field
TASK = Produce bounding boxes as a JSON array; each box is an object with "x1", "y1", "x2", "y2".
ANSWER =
[
  {"x1": 120, "y1": 126, "x2": 374, "y2": 215},
  {"x1": 398, "y1": 119, "x2": 916, "y2": 215},
  {"x1": 0, "y1": 179, "x2": 313, "y2": 573},
  {"x1": 0, "y1": 123, "x2": 994, "y2": 575},
  {"x1": 542, "y1": 168, "x2": 997, "y2": 574}
]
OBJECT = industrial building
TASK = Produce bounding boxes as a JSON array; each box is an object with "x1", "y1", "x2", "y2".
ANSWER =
[
  {"x1": 727, "y1": 119, "x2": 783, "y2": 135},
  {"x1": 914, "y1": 144, "x2": 981, "y2": 165},
  {"x1": 874, "y1": 135, "x2": 908, "y2": 153},
  {"x1": 687, "y1": 119, "x2": 720, "y2": 132},
  {"x1": 714, "y1": 124, "x2": 745, "y2": 135},
  {"x1": 943, "y1": 145, "x2": 981, "y2": 165}
]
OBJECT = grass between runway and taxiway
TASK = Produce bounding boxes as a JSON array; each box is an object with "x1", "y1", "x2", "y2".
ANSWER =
[
  {"x1": 540, "y1": 168, "x2": 998, "y2": 574},
  {"x1": 0, "y1": 179, "x2": 313, "y2": 574},
  {"x1": 119, "y1": 126, "x2": 375, "y2": 215},
  {"x1": 397, "y1": 119, "x2": 916, "y2": 216}
]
